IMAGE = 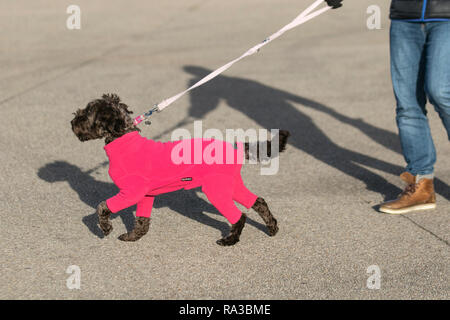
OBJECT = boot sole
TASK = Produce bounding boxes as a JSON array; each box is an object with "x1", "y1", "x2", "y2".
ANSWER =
[{"x1": 379, "y1": 203, "x2": 436, "y2": 215}]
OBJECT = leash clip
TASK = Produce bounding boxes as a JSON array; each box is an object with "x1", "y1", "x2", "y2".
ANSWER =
[
  {"x1": 133, "y1": 104, "x2": 160, "y2": 126},
  {"x1": 143, "y1": 104, "x2": 159, "y2": 125}
]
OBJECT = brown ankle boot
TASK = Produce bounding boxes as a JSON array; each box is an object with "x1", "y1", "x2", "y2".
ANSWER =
[{"x1": 379, "y1": 172, "x2": 436, "y2": 214}]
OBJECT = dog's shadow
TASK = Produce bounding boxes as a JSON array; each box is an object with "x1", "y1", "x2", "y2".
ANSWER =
[{"x1": 37, "y1": 161, "x2": 268, "y2": 238}]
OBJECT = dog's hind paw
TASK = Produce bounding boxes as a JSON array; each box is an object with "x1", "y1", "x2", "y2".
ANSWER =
[
  {"x1": 267, "y1": 219, "x2": 279, "y2": 236},
  {"x1": 267, "y1": 224, "x2": 279, "y2": 236}
]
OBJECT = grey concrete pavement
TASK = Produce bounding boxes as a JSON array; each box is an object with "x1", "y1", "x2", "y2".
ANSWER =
[{"x1": 0, "y1": 0, "x2": 448, "y2": 299}]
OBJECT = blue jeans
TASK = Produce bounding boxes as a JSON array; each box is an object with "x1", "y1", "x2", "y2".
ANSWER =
[{"x1": 390, "y1": 20, "x2": 450, "y2": 176}]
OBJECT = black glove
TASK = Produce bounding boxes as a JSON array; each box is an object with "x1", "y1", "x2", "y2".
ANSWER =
[{"x1": 325, "y1": 0, "x2": 343, "y2": 9}]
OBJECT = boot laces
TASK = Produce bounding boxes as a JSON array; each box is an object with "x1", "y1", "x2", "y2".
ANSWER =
[{"x1": 401, "y1": 183, "x2": 417, "y2": 197}]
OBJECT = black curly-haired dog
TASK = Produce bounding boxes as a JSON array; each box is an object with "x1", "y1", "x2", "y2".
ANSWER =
[{"x1": 71, "y1": 94, "x2": 290, "y2": 245}]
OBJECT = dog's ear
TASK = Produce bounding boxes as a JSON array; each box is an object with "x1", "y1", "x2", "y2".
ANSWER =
[
  {"x1": 97, "y1": 105, "x2": 126, "y2": 136},
  {"x1": 107, "y1": 116, "x2": 126, "y2": 136}
]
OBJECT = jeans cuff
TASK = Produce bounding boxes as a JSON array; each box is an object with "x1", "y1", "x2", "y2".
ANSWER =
[{"x1": 416, "y1": 173, "x2": 434, "y2": 182}]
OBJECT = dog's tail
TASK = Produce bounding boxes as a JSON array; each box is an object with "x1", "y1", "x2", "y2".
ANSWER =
[{"x1": 244, "y1": 129, "x2": 290, "y2": 161}]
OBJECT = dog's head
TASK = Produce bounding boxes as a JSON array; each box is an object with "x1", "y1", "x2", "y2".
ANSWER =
[{"x1": 71, "y1": 93, "x2": 137, "y2": 143}]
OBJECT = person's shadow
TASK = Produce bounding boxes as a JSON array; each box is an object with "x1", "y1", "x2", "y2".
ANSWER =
[
  {"x1": 37, "y1": 161, "x2": 268, "y2": 238},
  {"x1": 180, "y1": 66, "x2": 449, "y2": 201}
]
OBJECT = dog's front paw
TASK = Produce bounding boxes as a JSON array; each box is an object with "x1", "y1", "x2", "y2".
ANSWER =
[
  {"x1": 96, "y1": 201, "x2": 113, "y2": 236},
  {"x1": 99, "y1": 221, "x2": 113, "y2": 236},
  {"x1": 118, "y1": 232, "x2": 139, "y2": 242},
  {"x1": 216, "y1": 235, "x2": 240, "y2": 246}
]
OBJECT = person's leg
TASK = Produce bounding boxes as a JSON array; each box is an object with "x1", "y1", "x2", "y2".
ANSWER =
[
  {"x1": 380, "y1": 21, "x2": 437, "y2": 214},
  {"x1": 424, "y1": 21, "x2": 450, "y2": 142},
  {"x1": 390, "y1": 20, "x2": 436, "y2": 177}
]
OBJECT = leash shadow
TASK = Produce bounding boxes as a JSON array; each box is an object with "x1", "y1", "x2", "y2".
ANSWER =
[
  {"x1": 37, "y1": 161, "x2": 268, "y2": 238},
  {"x1": 182, "y1": 66, "x2": 450, "y2": 201}
]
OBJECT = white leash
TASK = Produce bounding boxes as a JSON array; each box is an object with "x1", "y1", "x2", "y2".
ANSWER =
[{"x1": 134, "y1": 0, "x2": 332, "y2": 125}]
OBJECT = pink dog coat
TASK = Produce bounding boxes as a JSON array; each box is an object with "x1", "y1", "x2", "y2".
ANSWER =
[{"x1": 104, "y1": 132, "x2": 257, "y2": 224}]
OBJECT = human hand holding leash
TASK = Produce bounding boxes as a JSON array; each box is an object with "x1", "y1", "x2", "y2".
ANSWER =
[{"x1": 325, "y1": 0, "x2": 343, "y2": 9}]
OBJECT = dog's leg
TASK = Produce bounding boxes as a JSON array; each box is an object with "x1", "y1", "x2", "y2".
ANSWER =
[
  {"x1": 216, "y1": 214, "x2": 246, "y2": 246},
  {"x1": 118, "y1": 217, "x2": 150, "y2": 242},
  {"x1": 97, "y1": 201, "x2": 113, "y2": 236},
  {"x1": 252, "y1": 197, "x2": 278, "y2": 236}
]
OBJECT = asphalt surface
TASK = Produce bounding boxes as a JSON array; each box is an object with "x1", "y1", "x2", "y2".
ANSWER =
[{"x1": 0, "y1": 0, "x2": 448, "y2": 299}]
